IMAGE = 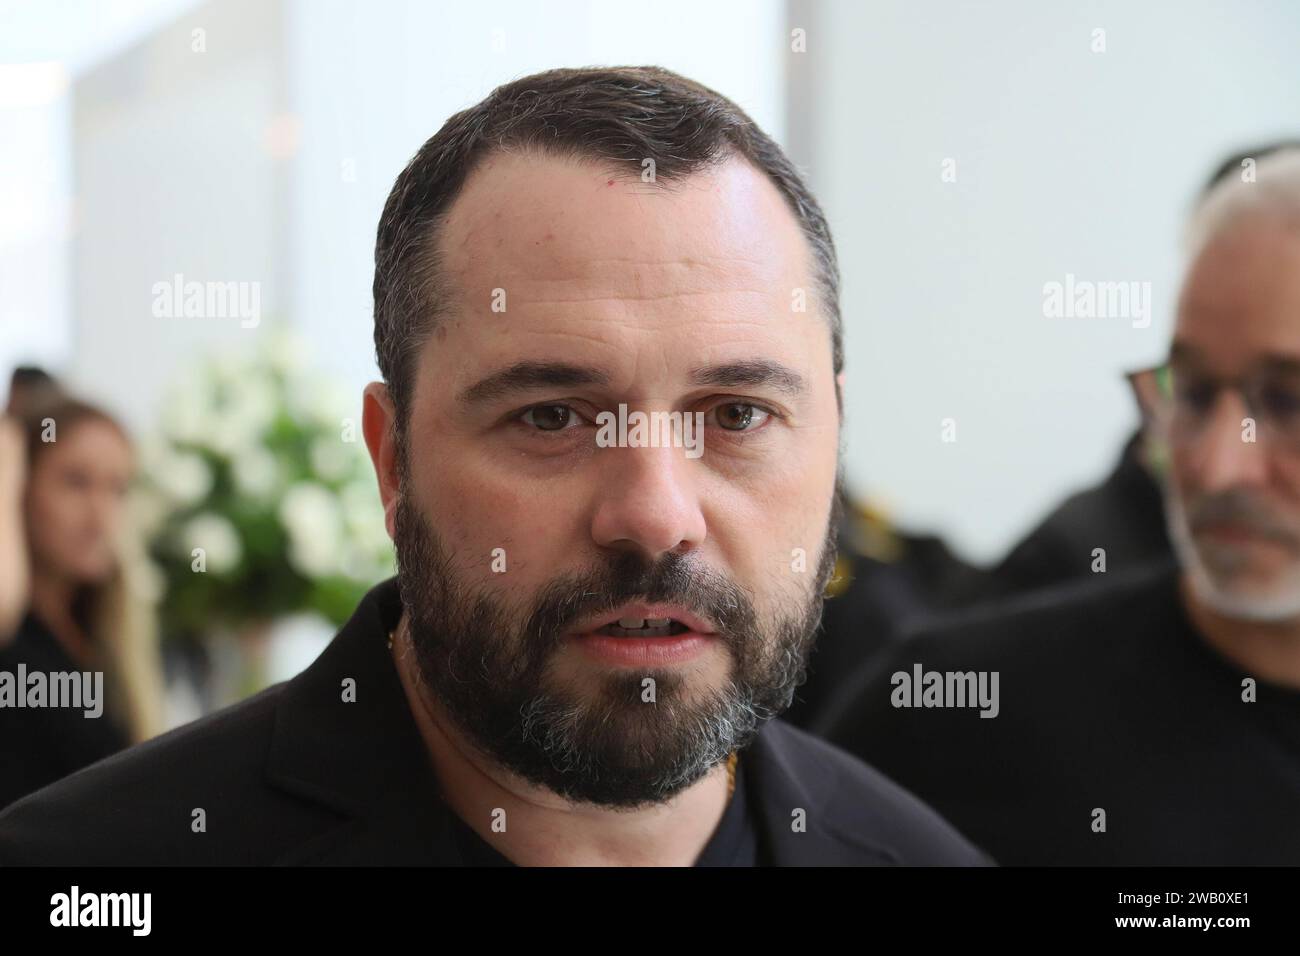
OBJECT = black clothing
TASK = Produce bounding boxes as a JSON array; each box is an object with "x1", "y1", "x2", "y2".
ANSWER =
[
  {"x1": 817, "y1": 560, "x2": 1300, "y2": 865},
  {"x1": 788, "y1": 433, "x2": 1169, "y2": 732},
  {"x1": 0, "y1": 612, "x2": 129, "y2": 810},
  {"x1": 788, "y1": 438, "x2": 1169, "y2": 731},
  {"x1": 0, "y1": 576, "x2": 991, "y2": 866},
  {"x1": 783, "y1": 495, "x2": 983, "y2": 730},
  {"x1": 982, "y1": 430, "x2": 1170, "y2": 598},
  {"x1": 452, "y1": 752, "x2": 762, "y2": 866},
  {"x1": 692, "y1": 758, "x2": 761, "y2": 866}
]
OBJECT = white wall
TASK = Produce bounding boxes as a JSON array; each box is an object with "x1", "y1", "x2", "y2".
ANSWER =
[
  {"x1": 282, "y1": 0, "x2": 788, "y2": 429},
  {"x1": 70, "y1": 0, "x2": 283, "y2": 433},
  {"x1": 0, "y1": 63, "x2": 73, "y2": 375},
  {"x1": 56, "y1": 0, "x2": 787, "y2": 436},
  {"x1": 802, "y1": 0, "x2": 1300, "y2": 562}
]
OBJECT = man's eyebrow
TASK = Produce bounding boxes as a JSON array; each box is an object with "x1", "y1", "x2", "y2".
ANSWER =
[
  {"x1": 687, "y1": 360, "x2": 808, "y2": 396},
  {"x1": 457, "y1": 361, "x2": 612, "y2": 406},
  {"x1": 1262, "y1": 355, "x2": 1300, "y2": 375},
  {"x1": 1169, "y1": 342, "x2": 1300, "y2": 375}
]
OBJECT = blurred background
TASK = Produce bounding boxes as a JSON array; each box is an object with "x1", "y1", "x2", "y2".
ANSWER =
[{"x1": 2, "y1": 0, "x2": 1298, "y2": 734}]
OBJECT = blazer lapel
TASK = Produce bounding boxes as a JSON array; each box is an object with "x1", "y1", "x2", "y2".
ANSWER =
[
  {"x1": 745, "y1": 719, "x2": 900, "y2": 865},
  {"x1": 263, "y1": 577, "x2": 464, "y2": 865}
]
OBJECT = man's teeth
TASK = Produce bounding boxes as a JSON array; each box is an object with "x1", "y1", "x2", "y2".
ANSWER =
[{"x1": 599, "y1": 617, "x2": 685, "y2": 637}]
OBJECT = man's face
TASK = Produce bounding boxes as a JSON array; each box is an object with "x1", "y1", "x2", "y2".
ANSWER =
[
  {"x1": 369, "y1": 151, "x2": 843, "y2": 808},
  {"x1": 1166, "y1": 215, "x2": 1300, "y2": 620}
]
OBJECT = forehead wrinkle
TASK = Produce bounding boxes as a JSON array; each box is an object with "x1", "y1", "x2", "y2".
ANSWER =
[
  {"x1": 481, "y1": 251, "x2": 786, "y2": 290},
  {"x1": 514, "y1": 288, "x2": 778, "y2": 306},
  {"x1": 499, "y1": 258, "x2": 793, "y2": 313},
  {"x1": 442, "y1": 256, "x2": 790, "y2": 320}
]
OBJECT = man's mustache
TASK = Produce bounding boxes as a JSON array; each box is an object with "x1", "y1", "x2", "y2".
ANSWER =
[
  {"x1": 521, "y1": 552, "x2": 755, "y2": 653},
  {"x1": 1187, "y1": 491, "x2": 1300, "y2": 546}
]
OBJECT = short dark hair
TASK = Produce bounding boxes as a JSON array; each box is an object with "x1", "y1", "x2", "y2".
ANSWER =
[
  {"x1": 1200, "y1": 140, "x2": 1300, "y2": 198},
  {"x1": 7, "y1": 365, "x2": 60, "y2": 418},
  {"x1": 372, "y1": 65, "x2": 842, "y2": 440},
  {"x1": 10, "y1": 365, "x2": 55, "y2": 391}
]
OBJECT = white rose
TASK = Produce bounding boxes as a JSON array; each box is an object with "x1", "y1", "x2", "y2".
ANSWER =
[
  {"x1": 278, "y1": 482, "x2": 343, "y2": 578},
  {"x1": 339, "y1": 481, "x2": 390, "y2": 550},
  {"x1": 232, "y1": 446, "x2": 281, "y2": 499},
  {"x1": 153, "y1": 451, "x2": 213, "y2": 506},
  {"x1": 309, "y1": 436, "x2": 354, "y2": 482},
  {"x1": 181, "y1": 512, "x2": 242, "y2": 574},
  {"x1": 205, "y1": 373, "x2": 276, "y2": 458},
  {"x1": 226, "y1": 372, "x2": 278, "y2": 434}
]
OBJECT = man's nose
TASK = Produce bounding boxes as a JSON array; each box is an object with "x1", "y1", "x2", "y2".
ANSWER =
[
  {"x1": 1189, "y1": 390, "x2": 1270, "y2": 493},
  {"x1": 590, "y1": 443, "x2": 707, "y2": 560}
]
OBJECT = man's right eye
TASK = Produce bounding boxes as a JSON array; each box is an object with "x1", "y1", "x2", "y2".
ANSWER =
[
  {"x1": 1174, "y1": 379, "x2": 1218, "y2": 414},
  {"x1": 518, "y1": 404, "x2": 580, "y2": 431}
]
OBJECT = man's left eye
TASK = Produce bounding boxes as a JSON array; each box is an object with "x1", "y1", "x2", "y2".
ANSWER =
[{"x1": 712, "y1": 403, "x2": 772, "y2": 431}]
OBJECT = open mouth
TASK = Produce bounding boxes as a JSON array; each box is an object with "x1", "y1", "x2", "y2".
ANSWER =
[
  {"x1": 569, "y1": 608, "x2": 715, "y2": 665},
  {"x1": 592, "y1": 617, "x2": 693, "y2": 638}
]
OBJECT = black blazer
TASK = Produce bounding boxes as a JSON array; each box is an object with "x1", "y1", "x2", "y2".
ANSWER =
[{"x1": 0, "y1": 577, "x2": 990, "y2": 866}]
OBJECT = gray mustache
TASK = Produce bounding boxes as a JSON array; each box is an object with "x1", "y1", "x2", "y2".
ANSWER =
[{"x1": 1187, "y1": 492, "x2": 1300, "y2": 544}]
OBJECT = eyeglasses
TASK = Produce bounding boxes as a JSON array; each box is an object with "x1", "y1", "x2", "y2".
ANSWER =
[{"x1": 1126, "y1": 361, "x2": 1300, "y2": 451}]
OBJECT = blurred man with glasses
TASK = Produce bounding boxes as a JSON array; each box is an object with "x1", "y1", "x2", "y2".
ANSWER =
[
  {"x1": 1131, "y1": 335, "x2": 1300, "y2": 623},
  {"x1": 976, "y1": 142, "x2": 1300, "y2": 602},
  {"x1": 819, "y1": 147, "x2": 1300, "y2": 865}
]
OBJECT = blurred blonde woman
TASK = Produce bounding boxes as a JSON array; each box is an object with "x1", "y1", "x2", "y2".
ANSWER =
[{"x1": 0, "y1": 395, "x2": 165, "y2": 809}]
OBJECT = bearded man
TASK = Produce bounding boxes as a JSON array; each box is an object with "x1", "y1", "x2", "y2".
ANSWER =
[
  {"x1": 821, "y1": 147, "x2": 1300, "y2": 866},
  {"x1": 0, "y1": 66, "x2": 987, "y2": 867}
]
